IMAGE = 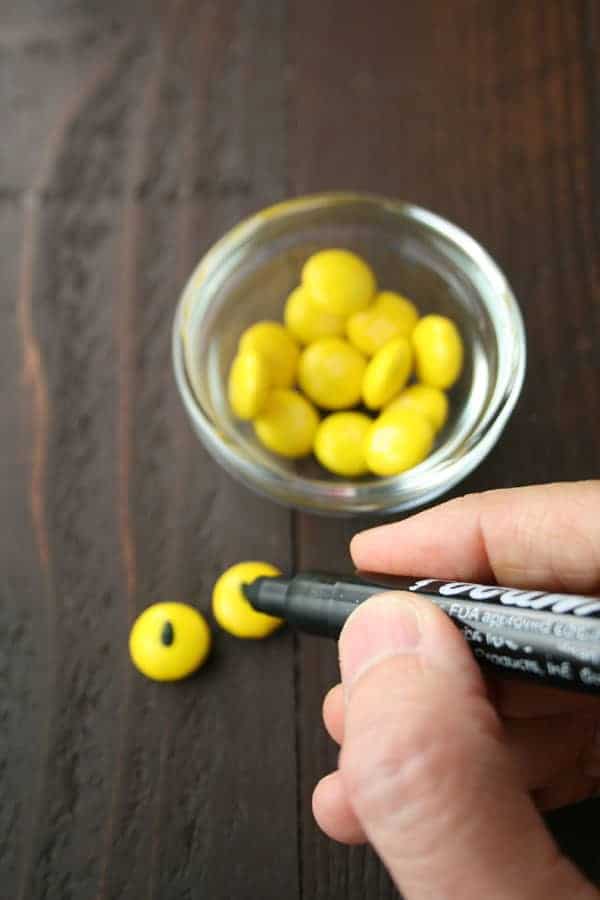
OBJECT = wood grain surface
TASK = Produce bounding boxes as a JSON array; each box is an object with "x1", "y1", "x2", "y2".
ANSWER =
[{"x1": 1, "y1": 1, "x2": 598, "y2": 898}]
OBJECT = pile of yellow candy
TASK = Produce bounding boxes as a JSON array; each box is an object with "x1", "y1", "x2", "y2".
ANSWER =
[{"x1": 227, "y1": 249, "x2": 464, "y2": 478}]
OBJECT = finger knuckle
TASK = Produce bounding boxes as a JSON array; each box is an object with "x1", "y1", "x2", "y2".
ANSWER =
[
  {"x1": 341, "y1": 691, "x2": 499, "y2": 829},
  {"x1": 341, "y1": 704, "x2": 451, "y2": 819}
]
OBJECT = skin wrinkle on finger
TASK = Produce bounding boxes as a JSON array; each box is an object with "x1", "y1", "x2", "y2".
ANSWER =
[
  {"x1": 325, "y1": 680, "x2": 600, "y2": 797},
  {"x1": 340, "y1": 661, "x2": 507, "y2": 831},
  {"x1": 337, "y1": 669, "x2": 573, "y2": 899},
  {"x1": 341, "y1": 717, "x2": 491, "y2": 857},
  {"x1": 312, "y1": 771, "x2": 366, "y2": 845},
  {"x1": 488, "y1": 483, "x2": 599, "y2": 591},
  {"x1": 341, "y1": 649, "x2": 425, "y2": 703},
  {"x1": 481, "y1": 493, "x2": 600, "y2": 593},
  {"x1": 319, "y1": 717, "x2": 600, "y2": 836},
  {"x1": 351, "y1": 481, "x2": 600, "y2": 593}
]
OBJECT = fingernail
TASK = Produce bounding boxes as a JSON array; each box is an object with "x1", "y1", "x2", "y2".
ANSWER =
[{"x1": 339, "y1": 593, "x2": 421, "y2": 695}]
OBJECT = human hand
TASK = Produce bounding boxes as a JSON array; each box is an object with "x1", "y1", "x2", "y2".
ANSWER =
[{"x1": 313, "y1": 482, "x2": 600, "y2": 899}]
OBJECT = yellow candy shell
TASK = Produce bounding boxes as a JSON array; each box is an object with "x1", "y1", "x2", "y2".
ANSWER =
[
  {"x1": 212, "y1": 561, "x2": 283, "y2": 639},
  {"x1": 129, "y1": 603, "x2": 211, "y2": 682},
  {"x1": 298, "y1": 337, "x2": 367, "y2": 410},
  {"x1": 253, "y1": 388, "x2": 319, "y2": 458},
  {"x1": 347, "y1": 292, "x2": 419, "y2": 356},
  {"x1": 362, "y1": 336, "x2": 413, "y2": 410},
  {"x1": 383, "y1": 384, "x2": 449, "y2": 433},
  {"x1": 228, "y1": 350, "x2": 271, "y2": 420},
  {"x1": 302, "y1": 249, "x2": 376, "y2": 317},
  {"x1": 239, "y1": 321, "x2": 299, "y2": 388},
  {"x1": 412, "y1": 315, "x2": 464, "y2": 390},
  {"x1": 365, "y1": 407, "x2": 434, "y2": 476},
  {"x1": 314, "y1": 411, "x2": 371, "y2": 477},
  {"x1": 284, "y1": 285, "x2": 346, "y2": 345}
]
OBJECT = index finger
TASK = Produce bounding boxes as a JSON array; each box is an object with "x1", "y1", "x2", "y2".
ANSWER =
[{"x1": 351, "y1": 481, "x2": 600, "y2": 593}]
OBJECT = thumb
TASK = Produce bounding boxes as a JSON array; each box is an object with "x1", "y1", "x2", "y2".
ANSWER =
[{"x1": 338, "y1": 593, "x2": 597, "y2": 900}]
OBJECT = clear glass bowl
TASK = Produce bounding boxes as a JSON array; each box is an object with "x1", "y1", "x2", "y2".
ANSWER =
[{"x1": 173, "y1": 193, "x2": 526, "y2": 515}]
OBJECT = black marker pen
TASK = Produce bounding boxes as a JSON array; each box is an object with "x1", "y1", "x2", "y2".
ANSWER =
[{"x1": 243, "y1": 572, "x2": 600, "y2": 694}]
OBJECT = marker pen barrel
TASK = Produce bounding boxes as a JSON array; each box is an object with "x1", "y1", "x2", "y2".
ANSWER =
[{"x1": 243, "y1": 572, "x2": 600, "y2": 694}]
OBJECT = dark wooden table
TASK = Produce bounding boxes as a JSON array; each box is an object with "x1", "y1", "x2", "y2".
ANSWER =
[{"x1": 1, "y1": 1, "x2": 599, "y2": 898}]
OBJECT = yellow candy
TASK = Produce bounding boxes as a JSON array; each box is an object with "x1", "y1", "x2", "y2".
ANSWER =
[
  {"x1": 412, "y1": 314, "x2": 464, "y2": 389},
  {"x1": 284, "y1": 285, "x2": 346, "y2": 344},
  {"x1": 298, "y1": 337, "x2": 366, "y2": 410},
  {"x1": 347, "y1": 291, "x2": 419, "y2": 356},
  {"x1": 302, "y1": 249, "x2": 376, "y2": 317},
  {"x1": 239, "y1": 321, "x2": 299, "y2": 388},
  {"x1": 227, "y1": 350, "x2": 271, "y2": 420},
  {"x1": 129, "y1": 602, "x2": 211, "y2": 681},
  {"x1": 314, "y1": 412, "x2": 371, "y2": 477},
  {"x1": 383, "y1": 383, "x2": 449, "y2": 433},
  {"x1": 365, "y1": 408, "x2": 435, "y2": 476},
  {"x1": 212, "y1": 561, "x2": 283, "y2": 639},
  {"x1": 253, "y1": 388, "x2": 319, "y2": 458},
  {"x1": 362, "y1": 336, "x2": 413, "y2": 410}
]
